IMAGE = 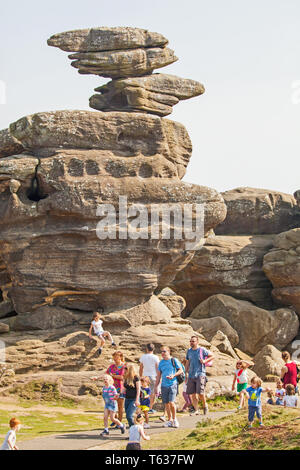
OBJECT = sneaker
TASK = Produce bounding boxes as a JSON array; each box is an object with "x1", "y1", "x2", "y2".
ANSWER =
[
  {"x1": 163, "y1": 420, "x2": 173, "y2": 427},
  {"x1": 97, "y1": 347, "x2": 102, "y2": 356},
  {"x1": 111, "y1": 342, "x2": 117, "y2": 347},
  {"x1": 203, "y1": 405, "x2": 209, "y2": 415},
  {"x1": 190, "y1": 410, "x2": 200, "y2": 416},
  {"x1": 100, "y1": 429, "x2": 109, "y2": 437},
  {"x1": 144, "y1": 423, "x2": 150, "y2": 429},
  {"x1": 110, "y1": 422, "x2": 117, "y2": 428},
  {"x1": 259, "y1": 423, "x2": 264, "y2": 427},
  {"x1": 172, "y1": 419, "x2": 179, "y2": 428},
  {"x1": 159, "y1": 416, "x2": 166, "y2": 422},
  {"x1": 120, "y1": 424, "x2": 126, "y2": 434},
  {"x1": 148, "y1": 409, "x2": 156, "y2": 414}
]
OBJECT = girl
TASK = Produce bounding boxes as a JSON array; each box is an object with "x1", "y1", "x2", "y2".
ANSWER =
[
  {"x1": 281, "y1": 351, "x2": 298, "y2": 391},
  {"x1": 126, "y1": 414, "x2": 150, "y2": 451},
  {"x1": 275, "y1": 379, "x2": 285, "y2": 406},
  {"x1": 179, "y1": 381, "x2": 192, "y2": 413},
  {"x1": 1, "y1": 418, "x2": 21, "y2": 450},
  {"x1": 283, "y1": 384, "x2": 298, "y2": 408},
  {"x1": 89, "y1": 311, "x2": 116, "y2": 356},
  {"x1": 123, "y1": 364, "x2": 140, "y2": 428},
  {"x1": 99, "y1": 375, "x2": 125, "y2": 437},
  {"x1": 232, "y1": 360, "x2": 251, "y2": 410},
  {"x1": 267, "y1": 390, "x2": 276, "y2": 405},
  {"x1": 106, "y1": 351, "x2": 126, "y2": 425},
  {"x1": 139, "y1": 377, "x2": 151, "y2": 428},
  {"x1": 244, "y1": 376, "x2": 271, "y2": 428}
]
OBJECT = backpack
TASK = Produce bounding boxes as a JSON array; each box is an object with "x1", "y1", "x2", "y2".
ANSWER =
[
  {"x1": 171, "y1": 357, "x2": 185, "y2": 384},
  {"x1": 199, "y1": 347, "x2": 213, "y2": 367}
]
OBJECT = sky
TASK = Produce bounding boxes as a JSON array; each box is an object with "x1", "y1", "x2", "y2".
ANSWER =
[{"x1": 0, "y1": 0, "x2": 300, "y2": 195}]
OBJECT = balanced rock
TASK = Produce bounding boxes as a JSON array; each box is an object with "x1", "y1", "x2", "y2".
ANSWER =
[
  {"x1": 215, "y1": 187, "x2": 300, "y2": 235},
  {"x1": 263, "y1": 228, "x2": 300, "y2": 315},
  {"x1": 47, "y1": 27, "x2": 169, "y2": 52},
  {"x1": 172, "y1": 234, "x2": 275, "y2": 312},
  {"x1": 90, "y1": 74, "x2": 205, "y2": 116},
  {"x1": 252, "y1": 345, "x2": 285, "y2": 380},
  {"x1": 190, "y1": 294, "x2": 299, "y2": 355}
]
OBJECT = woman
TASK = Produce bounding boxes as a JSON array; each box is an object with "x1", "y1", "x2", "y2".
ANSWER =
[
  {"x1": 281, "y1": 351, "x2": 298, "y2": 391},
  {"x1": 106, "y1": 351, "x2": 126, "y2": 424},
  {"x1": 124, "y1": 364, "x2": 140, "y2": 427}
]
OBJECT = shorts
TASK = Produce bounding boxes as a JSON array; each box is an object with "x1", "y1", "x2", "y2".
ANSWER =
[
  {"x1": 119, "y1": 393, "x2": 126, "y2": 399},
  {"x1": 148, "y1": 376, "x2": 156, "y2": 392},
  {"x1": 139, "y1": 405, "x2": 150, "y2": 412},
  {"x1": 161, "y1": 383, "x2": 178, "y2": 404},
  {"x1": 105, "y1": 401, "x2": 117, "y2": 412},
  {"x1": 248, "y1": 406, "x2": 262, "y2": 422},
  {"x1": 237, "y1": 383, "x2": 248, "y2": 393},
  {"x1": 96, "y1": 332, "x2": 105, "y2": 339},
  {"x1": 186, "y1": 376, "x2": 207, "y2": 395},
  {"x1": 126, "y1": 442, "x2": 141, "y2": 450}
]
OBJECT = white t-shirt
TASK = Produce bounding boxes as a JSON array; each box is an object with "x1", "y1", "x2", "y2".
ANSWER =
[
  {"x1": 235, "y1": 369, "x2": 248, "y2": 384},
  {"x1": 92, "y1": 319, "x2": 104, "y2": 335},
  {"x1": 284, "y1": 395, "x2": 298, "y2": 408},
  {"x1": 276, "y1": 388, "x2": 285, "y2": 404},
  {"x1": 139, "y1": 353, "x2": 159, "y2": 377},
  {"x1": 1, "y1": 430, "x2": 16, "y2": 450}
]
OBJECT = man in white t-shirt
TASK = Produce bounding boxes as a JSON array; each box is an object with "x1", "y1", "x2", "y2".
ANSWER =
[{"x1": 139, "y1": 343, "x2": 159, "y2": 413}]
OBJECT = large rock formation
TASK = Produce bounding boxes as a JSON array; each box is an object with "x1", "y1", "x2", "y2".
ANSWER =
[
  {"x1": 190, "y1": 294, "x2": 299, "y2": 355},
  {"x1": 0, "y1": 27, "x2": 226, "y2": 331},
  {"x1": 263, "y1": 228, "x2": 300, "y2": 315}
]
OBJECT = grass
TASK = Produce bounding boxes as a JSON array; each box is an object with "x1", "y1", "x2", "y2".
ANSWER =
[{"x1": 141, "y1": 406, "x2": 300, "y2": 451}]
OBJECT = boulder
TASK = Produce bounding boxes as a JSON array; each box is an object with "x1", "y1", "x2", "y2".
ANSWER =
[
  {"x1": 263, "y1": 228, "x2": 300, "y2": 315},
  {"x1": 215, "y1": 187, "x2": 300, "y2": 235},
  {"x1": 157, "y1": 293, "x2": 186, "y2": 317},
  {"x1": 172, "y1": 234, "x2": 275, "y2": 312},
  {"x1": 210, "y1": 331, "x2": 239, "y2": 359},
  {"x1": 190, "y1": 316, "x2": 239, "y2": 347},
  {"x1": 0, "y1": 322, "x2": 9, "y2": 333},
  {"x1": 191, "y1": 294, "x2": 299, "y2": 355},
  {"x1": 252, "y1": 345, "x2": 285, "y2": 380},
  {"x1": 0, "y1": 128, "x2": 24, "y2": 158}
]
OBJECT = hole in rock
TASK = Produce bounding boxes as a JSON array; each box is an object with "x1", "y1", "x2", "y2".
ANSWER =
[{"x1": 27, "y1": 177, "x2": 48, "y2": 202}]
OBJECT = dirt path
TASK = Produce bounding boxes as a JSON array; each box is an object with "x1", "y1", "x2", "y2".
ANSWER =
[{"x1": 19, "y1": 410, "x2": 235, "y2": 450}]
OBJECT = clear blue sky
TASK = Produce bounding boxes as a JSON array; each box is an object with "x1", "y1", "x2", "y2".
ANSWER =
[{"x1": 1, "y1": 0, "x2": 300, "y2": 195}]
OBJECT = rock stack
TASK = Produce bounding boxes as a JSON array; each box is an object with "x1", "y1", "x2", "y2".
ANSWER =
[
  {"x1": 0, "y1": 27, "x2": 225, "y2": 333},
  {"x1": 48, "y1": 27, "x2": 204, "y2": 116}
]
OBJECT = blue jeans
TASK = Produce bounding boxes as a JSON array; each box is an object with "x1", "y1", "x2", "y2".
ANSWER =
[
  {"x1": 125, "y1": 398, "x2": 136, "y2": 427},
  {"x1": 248, "y1": 406, "x2": 262, "y2": 422}
]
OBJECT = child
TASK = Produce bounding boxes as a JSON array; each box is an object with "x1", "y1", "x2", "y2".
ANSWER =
[
  {"x1": 126, "y1": 414, "x2": 150, "y2": 451},
  {"x1": 275, "y1": 379, "x2": 285, "y2": 406},
  {"x1": 96, "y1": 374, "x2": 125, "y2": 437},
  {"x1": 283, "y1": 384, "x2": 298, "y2": 408},
  {"x1": 139, "y1": 377, "x2": 151, "y2": 428},
  {"x1": 1, "y1": 418, "x2": 21, "y2": 450},
  {"x1": 267, "y1": 390, "x2": 276, "y2": 405},
  {"x1": 89, "y1": 311, "x2": 116, "y2": 355},
  {"x1": 232, "y1": 360, "x2": 251, "y2": 410},
  {"x1": 179, "y1": 381, "x2": 192, "y2": 413},
  {"x1": 244, "y1": 376, "x2": 270, "y2": 428}
]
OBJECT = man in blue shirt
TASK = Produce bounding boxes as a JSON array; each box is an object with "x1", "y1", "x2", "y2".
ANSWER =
[
  {"x1": 185, "y1": 336, "x2": 213, "y2": 415},
  {"x1": 154, "y1": 346, "x2": 183, "y2": 428}
]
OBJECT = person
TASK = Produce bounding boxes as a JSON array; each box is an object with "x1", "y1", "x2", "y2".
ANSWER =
[
  {"x1": 232, "y1": 360, "x2": 251, "y2": 410},
  {"x1": 154, "y1": 346, "x2": 183, "y2": 428},
  {"x1": 275, "y1": 379, "x2": 285, "y2": 405},
  {"x1": 1, "y1": 418, "x2": 21, "y2": 450},
  {"x1": 283, "y1": 384, "x2": 298, "y2": 408},
  {"x1": 139, "y1": 376, "x2": 151, "y2": 428},
  {"x1": 126, "y1": 414, "x2": 150, "y2": 450},
  {"x1": 106, "y1": 351, "x2": 126, "y2": 425},
  {"x1": 243, "y1": 376, "x2": 270, "y2": 428},
  {"x1": 185, "y1": 336, "x2": 214, "y2": 415},
  {"x1": 266, "y1": 390, "x2": 276, "y2": 405},
  {"x1": 280, "y1": 351, "x2": 298, "y2": 391},
  {"x1": 98, "y1": 375, "x2": 125, "y2": 437},
  {"x1": 89, "y1": 311, "x2": 116, "y2": 355},
  {"x1": 124, "y1": 364, "x2": 140, "y2": 428},
  {"x1": 139, "y1": 344, "x2": 159, "y2": 413},
  {"x1": 179, "y1": 380, "x2": 193, "y2": 413}
]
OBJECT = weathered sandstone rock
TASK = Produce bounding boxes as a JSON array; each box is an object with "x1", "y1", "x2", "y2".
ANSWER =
[
  {"x1": 172, "y1": 234, "x2": 275, "y2": 312},
  {"x1": 0, "y1": 128, "x2": 24, "y2": 158},
  {"x1": 190, "y1": 316, "x2": 239, "y2": 347},
  {"x1": 47, "y1": 27, "x2": 169, "y2": 52},
  {"x1": 252, "y1": 345, "x2": 285, "y2": 380},
  {"x1": 215, "y1": 187, "x2": 300, "y2": 235},
  {"x1": 263, "y1": 228, "x2": 300, "y2": 315},
  {"x1": 191, "y1": 294, "x2": 299, "y2": 355},
  {"x1": 210, "y1": 331, "x2": 239, "y2": 359},
  {"x1": 90, "y1": 74, "x2": 205, "y2": 116},
  {"x1": 158, "y1": 292, "x2": 186, "y2": 317}
]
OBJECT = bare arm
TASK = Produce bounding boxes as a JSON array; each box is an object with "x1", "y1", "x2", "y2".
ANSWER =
[
  {"x1": 89, "y1": 324, "x2": 93, "y2": 337},
  {"x1": 139, "y1": 425, "x2": 150, "y2": 441},
  {"x1": 139, "y1": 362, "x2": 144, "y2": 378},
  {"x1": 185, "y1": 359, "x2": 190, "y2": 383},
  {"x1": 281, "y1": 366, "x2": 288, "y2": 379},
  {"x1": 155, "y1": 370, "x2": 162, "y2": 390},
  {"x1": 135, "y1": 380, "x2": 141, "y2": 406}
]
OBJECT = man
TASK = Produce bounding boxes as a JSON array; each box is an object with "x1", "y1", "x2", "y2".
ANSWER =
[
  {"x1": 139, "y1": 343, "x2": 159, "y2": 413},
  {"x1": 185, "y1": 335, "x2": 213, "y2": 415},
  {"x1": 154, "y1": 346, "x2": 183, "y2": 428}
]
